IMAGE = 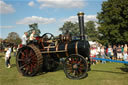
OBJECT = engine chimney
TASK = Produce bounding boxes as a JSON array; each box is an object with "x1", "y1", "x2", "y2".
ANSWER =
[{"x1": 77, "y1": 12, "x2": 85, "y2": 40}]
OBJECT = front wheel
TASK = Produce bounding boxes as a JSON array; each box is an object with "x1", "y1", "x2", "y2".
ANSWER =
[{"x1": 63, "y1": 54, "x2": 88, "y2": 79}]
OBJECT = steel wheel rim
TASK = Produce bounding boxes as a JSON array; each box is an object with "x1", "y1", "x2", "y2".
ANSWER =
[
  {"x1": 64, "y1": 54, "x2": 87, "y2": 79},
  {"x1": 17, "y1": 46, "x2": 38, "y2": 76}
]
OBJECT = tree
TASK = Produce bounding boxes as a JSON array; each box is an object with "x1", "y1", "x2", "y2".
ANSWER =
[
  {"x1": 0, "y1": 38, "x2": 3, "y2": 51},
  {"x1": 59, "y1": 21, "x2": 99, "y2": 41},
  {"x1": 0, "y1": 38, "x2": 3, "y2": 43},
  {"x1": 6, "y1": 32, "x2": 21, "y2": 45},
  {"x1": 59, "y1": 21, "x2": 79, "y2": 36},
  {"x1": 27, "y1": 23, "x2": 41, "y2": 37},
  {"x1": 70, "y1": 23, "x2": 80, "y2": 36},
  {"x1": 97, "y1": 0, "x2": 128, "y2": 45},
  {"x1": 85, "y1": 21, "x2": 99, "y2": 41}
]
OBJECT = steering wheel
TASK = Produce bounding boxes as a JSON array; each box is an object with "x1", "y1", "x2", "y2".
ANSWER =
[{"x1": 41, "y1": 33, "x2": 55, "y2": 41}]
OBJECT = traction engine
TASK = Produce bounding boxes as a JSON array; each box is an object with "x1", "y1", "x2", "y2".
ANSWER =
[{"x1": 16, "y1": 12, "x2": 91, "y2": 79}]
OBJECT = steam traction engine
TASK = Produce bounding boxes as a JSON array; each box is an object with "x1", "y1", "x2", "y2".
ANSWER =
[{"x1": 16, "y1": 12, "x2": 91, "y2": 79}]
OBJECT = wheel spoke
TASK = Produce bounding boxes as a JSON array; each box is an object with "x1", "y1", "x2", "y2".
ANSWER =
[
  {"x1": 24, "y1": 65, "x2": 29, "y2": 75},
  {"x1": 31, "y1": 60, "x2": 37, "y2": 63},
  {"x1": 17, "y1": 59, "x2": 25, "y2": 62},
  {"x1": 77, "y1": 59, "x2": 82, "y2": 65},
  {"x1": 29, "y1": 50, "x2": 34, "y2": 57},
  {"x1": 66, "y1": 64, "x2": 72, "y2": 67},
  {"x1": 31, "y1": 59, "x2": 37, "y2": 63},
  {"x1": 24, "y1": 48, "x2": 29, "y2": 57},
  {"x1": 66, "y1": 67, "x2": 72, "y2": 70},
  {"x1": 29, "y1": 64, "x2": 33, "y2": 73},
  {"x1": 24, "y1": 48, "x2": 29, "y2": 53},
  {"x1": 67, "y1": 70, "x2": 73, "y2": 73},
  {"x1": 73, "y1": 70, "x2": 76, "y2": 76},
  {"x1": 71, "y1": 58, "x2": 75, "y2": 63},
  {"x1": 20, "y1": 64, "x2": 27, "y2": 70},
  {"x1": 75, "y1": 70, "x2": 79, "y2": 77},
  {"x1": 78, "y1": 69, "x2": 82, "y2": 74},
  {"x1": 31, "y1": 55, "x2": 37, "y2": 59},
  {"x1": 20, "y1": 52, "x2": 25, "y2": 57},
  {"x1": 79, "y1": 67, "x2": 85, "y2": 71}
]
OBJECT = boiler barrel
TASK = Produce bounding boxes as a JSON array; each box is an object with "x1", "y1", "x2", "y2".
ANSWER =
[{"x1": 42, "y1": 40, "x2": 90, "y2": 58}]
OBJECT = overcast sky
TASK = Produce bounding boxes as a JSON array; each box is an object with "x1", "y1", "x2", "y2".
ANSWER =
[{"x1": 0, "y1": 0, "x2": 105, "y2": 39}]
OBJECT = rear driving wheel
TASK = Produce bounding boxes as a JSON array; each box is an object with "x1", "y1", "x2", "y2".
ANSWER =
[{"x1": 16, "y1": 44, "x2": 43, "y2": 76}]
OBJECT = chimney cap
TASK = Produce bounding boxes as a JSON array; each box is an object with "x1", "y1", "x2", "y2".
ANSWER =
[{"x1": 77, "y1": 12, "x2": 84, "y2": 16}]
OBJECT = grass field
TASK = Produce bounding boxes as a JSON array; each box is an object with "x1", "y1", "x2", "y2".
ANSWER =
[{"x1": 0, "y1": 52, "x2": 128, "y2": 85}]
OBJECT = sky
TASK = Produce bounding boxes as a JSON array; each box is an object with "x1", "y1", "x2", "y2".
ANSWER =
[{"x1": 0, "y1": 0, "x2": 106, "y2": 39}]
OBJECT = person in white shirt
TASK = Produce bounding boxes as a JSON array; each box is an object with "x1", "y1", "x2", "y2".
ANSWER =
[
  {"x1": 5, "y1": 48, "x2": 11, "y2": 68},
  {"x1": 96, "y1": 46, "x2": 100, "y2": 64},
  {"x1": 22, "y1": 32, "x2": 28, "y2": 45},
  {"x1": 123, "y1": 44, "x2": 128, "y2": 61},
  {"x1": 8, "y1": 46, "x2": 11, "y2": 53},
  {"x1": 29, "y1": 30, "x2": 36, "y2": 41}
]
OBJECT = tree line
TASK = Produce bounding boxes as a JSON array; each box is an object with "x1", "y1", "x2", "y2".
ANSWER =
[{"x1": 59, "y1": 21, "x2": 98, "y2": 41}]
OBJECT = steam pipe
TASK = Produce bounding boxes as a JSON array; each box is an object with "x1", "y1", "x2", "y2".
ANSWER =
[{"x1": 77, "y1": 12, "x2": 85, "y2": 40}]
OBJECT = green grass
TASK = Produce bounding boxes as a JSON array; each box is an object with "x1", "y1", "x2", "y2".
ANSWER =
[{"x1": 0, "y1": 52, "x2": 128, "y2": 85}]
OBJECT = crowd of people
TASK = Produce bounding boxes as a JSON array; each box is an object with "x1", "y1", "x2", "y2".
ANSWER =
[{"x1": 90, "y1": 44, "x2": 128, "y2": 65}]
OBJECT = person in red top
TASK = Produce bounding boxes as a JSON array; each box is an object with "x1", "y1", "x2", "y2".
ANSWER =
[
  {"x1": 90, "y1": 46, "x2": 96, "y2": 65},
  {"x1": 106, "y1": 48, "x2": 108, "y2": 56}
]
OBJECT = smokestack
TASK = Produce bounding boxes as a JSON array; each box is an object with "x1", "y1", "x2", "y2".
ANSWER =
[{"x1": 77, "y1": 12, "x2": 85, "y2": 40}]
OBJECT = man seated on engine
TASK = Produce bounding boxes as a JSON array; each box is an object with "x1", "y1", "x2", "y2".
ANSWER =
[
  {"x1": 22, "y1": 32, "x2": 28, "y2": 46},
  {"x1": 29, "y1": 30, "x2": 36, "y2": 41}
]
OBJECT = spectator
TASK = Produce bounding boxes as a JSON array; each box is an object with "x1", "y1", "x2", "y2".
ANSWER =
[
  {"x1": 29, "y1": 30, "x2": 36, "y2": 41},
  {"x1": 17, "y1": 44, "x2": 21, "y2": 51},
  {"x1": 13, "y1": 46, "x2": 17, "y2": 57},
  {"x1": 105, "y1": 47, "x2": 108, "y2": 56},
  {"x1": 113, "y1": 45, "x2": 117, "y2": 60},
  {"x1": 4, "y1": 47, "x2": 8, "y2": 54},
  {"x1": 124, "y1": 44, "x2": 127, "y2": 53},
  {"x1": 22, "y1": 32, "x2": 28, "y2": 46},
  {"x1": 96, "y1": 46, "x2": 100, "y2": 64},
  {"x1": 117, "y1": 45, "x2": 123, "y2": 61},
  {"x1": 90, "y1": 47, "x2": 96, "y2": 65},
  {"x1": 108, "y1": 45, "x2": 113, "y2": 60},
  {"x1": 123, "y1": 44, "x2": 128, "y2": 61},
  {"x1": 121, "y1": 45, "x2": 124, "y2": 56},
  {"x1": 8, "y1": 45, "x2": 11, "y2": 53},
  {"x1": 5, "y1": 48, "x2": 11, "y2": 68},
  {"x1": 8, "y1": 45, "x2": 12, "y2": 66},
  {"x1": 100, "y1": 46, "x2": 106, "y2": 64},
  {"x1": 124, "y1": 53, "x2": 128, "y2": 61}
]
